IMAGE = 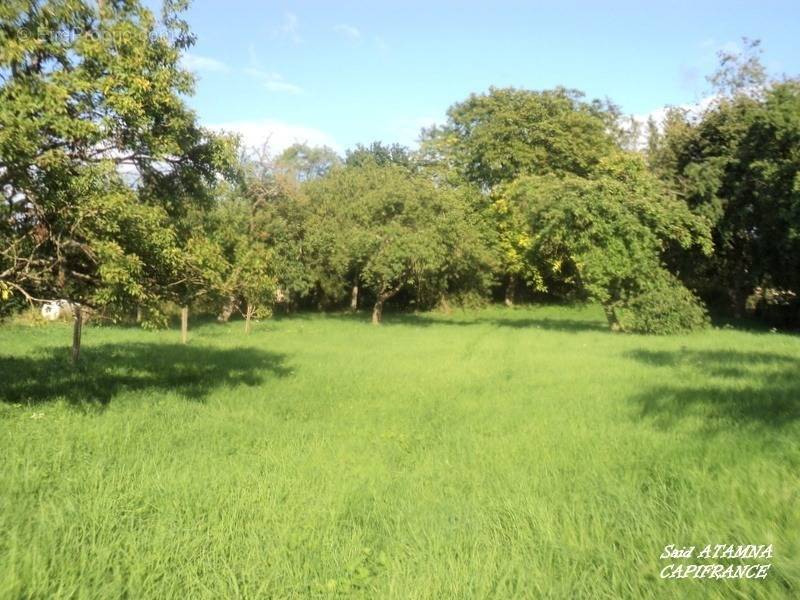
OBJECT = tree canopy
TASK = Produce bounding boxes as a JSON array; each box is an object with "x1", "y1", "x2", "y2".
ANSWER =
[
  {"x1": 423, "y1": 87, "x2": 618, "y2": 190},
  {"x1": 2, "y1": 8, "x2": 797, "y2": 336},
  {"x1": 305, "y1": 162, "x2": 495, "y2": 322},
  {"x1": 0, "y1": 0, "x2": 235, "y2": 320},
  {"x1": 499, "y1": 153, "x2": 712, "y2": 332}
]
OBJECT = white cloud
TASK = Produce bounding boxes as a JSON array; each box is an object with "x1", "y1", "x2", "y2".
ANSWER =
[
  {"x1": 275, "y1": 11, "x2": 302, "y2": 44},
  {"x1": 208, "y1": 119, "x2": 340, "y2": 154},
  {"x1": 181, "y1": 52, "x2": 229, "y2": 73},
  {"x1": 263, "y1": 79, "x2": 304, "y2": 94},
  {"x1": 243, "y1": 67, "x2": 303, "y2": 94},
  {"x1": 244, "y1": 45, "x2": 302, "y2": 94},
  {"x1": 334, "y1": 24, "x2": 361, "y2": 40}
]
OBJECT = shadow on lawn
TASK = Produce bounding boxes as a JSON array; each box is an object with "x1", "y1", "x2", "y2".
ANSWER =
[
  {"x1": 395, "y1": 314, "x2": 606, "y2": 332},
  {"x1": 626, "y1": 349, "x2": 800, "y2": 428},
  {"x1": 280, "y1": 311, "x2": 606, "y2": 333},
  {"x1": 0, "y1": 343, "x2": 291, "y2": 407}
]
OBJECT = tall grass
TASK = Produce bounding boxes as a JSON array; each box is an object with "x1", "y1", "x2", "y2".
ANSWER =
[{"x1": 1, "y1": 305, "x2": 798, "y2": 598}]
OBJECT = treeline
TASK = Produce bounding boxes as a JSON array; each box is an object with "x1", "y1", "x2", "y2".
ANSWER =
[{"x1": 2, "y1": 3, "x2": 799, "y2": 351}]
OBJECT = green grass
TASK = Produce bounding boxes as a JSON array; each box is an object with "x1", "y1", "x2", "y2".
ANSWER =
[{"x1": 1, "y1": 304, "x2": 798, "y2": 599}]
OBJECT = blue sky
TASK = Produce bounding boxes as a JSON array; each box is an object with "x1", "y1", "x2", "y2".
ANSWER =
[{"x1": 173, "y1": 0, "x2": 800, "y2": 153}]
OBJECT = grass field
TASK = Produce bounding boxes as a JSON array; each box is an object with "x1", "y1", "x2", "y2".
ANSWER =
[{"x1": 1, "y1": 305, "x2": 798, "y2": 599}]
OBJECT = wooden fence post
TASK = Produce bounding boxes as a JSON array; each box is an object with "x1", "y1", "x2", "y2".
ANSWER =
[
  {"x1": 245, "y1": 303, "x2": 253, "y2": 334},
  {"x1": 71, "y1": 304, "x2": 82, "y2": 365},
  {"x1": 181, "y1": 306, "x2": 189, "y2": 344}
]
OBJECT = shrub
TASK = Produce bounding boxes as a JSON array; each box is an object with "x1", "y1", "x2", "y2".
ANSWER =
[{"x1": 619, "y1": 273, "x2": 710, "y2": 334}]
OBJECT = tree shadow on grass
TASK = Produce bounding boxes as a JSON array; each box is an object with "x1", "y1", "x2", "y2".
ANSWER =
[
  {"x1": 0, "y1": 343, "x2": 291, "y2": 408},
  {"x1": 282, "y1": 310, "x2": 607, "y2": 333},
  {"x1": 392, "y1": 314, "x2": 607, "y2": 332},
  {"x1": 626, "y1": 349, "x2": 800, "y2": 429}
]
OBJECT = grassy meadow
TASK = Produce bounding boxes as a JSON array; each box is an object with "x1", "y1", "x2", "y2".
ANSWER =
[{"x1": 1, "y1": 305, "x2": 798, "y2": 599}]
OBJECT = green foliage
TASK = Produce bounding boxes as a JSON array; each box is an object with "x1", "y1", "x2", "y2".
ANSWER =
[
  {"x1": 652, "y1": 80, "x2": 800, "y2": 314},
  {"x1": 1, "y1": 4, "x2": 795, "y2": 335},
  {"x1": 277, "y1": 143, "x2": 342, "y2": 182},
  {"x1": 707, "y1": 37, "x2": 767, "y2": 98},
  {"x1": 196, "y1": 178, "x2": 278, "y2": 322},
  {"x1": 420, "y1": 87, "x2": 621, "y2": 302},
  {"x1": 304, "y1": 162, "x2": 495, "y2": 319},
  {"x1": 0, "y1": 0, "x2": 233, "y2": 315},
  {"x1": 735, "y1": 82, "x2": 800, "y2": 293},
  {"x1": 234, "y1": 149, "x2": 315, "y2": 306},
  {"x1": 501, "y1": 153, "x2": 711, "y2": 332},
  {"x1": 488, "y1": 194, "x2": 542, "y2": 292},
  {"x1": 234, "y1": 246, "x2": 276, "y2": 319},
  {"x1": 425, "y1": 86, "x2": 617, "y2": 190},
  {"x1": 345, "y1": 142, "x2": 414, "y2": 169},
  {"x1": 618, "y1": 271, "x2": 710, "y2": 334}
]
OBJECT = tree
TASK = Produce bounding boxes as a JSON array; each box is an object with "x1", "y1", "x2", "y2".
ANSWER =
[
  {"x1": 649, "y1": 42, "x2": 800, "y2": 319},
  {"x1": 421, "y1": 87, "x2": 620, "y2": 303},
  {"x1": 210, "y1": 183, "x2": 276, "y2": 332},
  {"x1": 303, "y1": 166, "x2": 368, "y2": 309},
  {"x1": 487, "y1": 193, "x2": 541, "y2": 306},
  {"x1": 0, "y1": 0, "x2": 233, "y2": 359},
  {"x1": 423, "y1": 87, "x2": 617, "y2": 191},
  {"x1": 500, "y1": 153, "x2": 712, "y2": 333},
  {"x1": 707, "y1": 37, "x2": 767, "y2": 99},
  {"x1": 276, "y1": 143, "x2": 341, "y2": 182},
  {"x1": 735, "y1": 82, "x2": 800, "y2": 296},
  {"x1": 305, "y1": 162, "x2": 494, "y2": 323},
  {"x1": 345, "y1": 142, "x2": 414, "y2": 169},
  {"x1": 239, "y1": 147, "x2": 314, "y2": 308}
]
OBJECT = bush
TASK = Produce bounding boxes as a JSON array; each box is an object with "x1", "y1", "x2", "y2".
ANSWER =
[
  {"x1": 439, "y1": 291, "x2": 490, "y2": 312},
  {"x1": 619, "y1": 273, "x2": 710, "y2": 334}
]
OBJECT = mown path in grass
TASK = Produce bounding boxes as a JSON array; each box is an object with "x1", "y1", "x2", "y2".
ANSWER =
[{"x1": 1, "y1": 305, "x2": 798, "y2": 598}]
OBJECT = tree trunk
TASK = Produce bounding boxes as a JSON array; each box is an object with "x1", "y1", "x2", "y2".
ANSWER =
[
  {"x1": 71, "y1": 304, "x2": 82, "y2": 365},
  {"x1": 603, "y1": 305, "x2": 622, "y2": 332},
  {"x1": 181, "y1": 306, "x2": 189, "y2": 344},
  {"x1": 372, "y1": 284, "x2": 403, "y2": 325},
  {"x1": 504, "y1": 275, "x2": 516, "y2": 307},
  {"x1": 727, "y1": 264, "x2": 753, "y2": 318},
  {"x1": 350, "y1": 284, "x2": 359, "y2": 311},
  {"x1": 136, "y1": 305, "x2": 142, "y2": 324},
  {"x1": 218, "y1": 295, "x2": 237, "y2": 322},
  {"x1": 245, "y1": 303, "x2": 254, "y2": 334},
  {"x1": 729, "y1": 284, "x2": 749, "y2": 319},
  {"x1": 372, "y1": 299, "x2": 384, "y2": 325}
]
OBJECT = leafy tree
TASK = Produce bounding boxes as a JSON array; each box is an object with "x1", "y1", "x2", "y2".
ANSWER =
[
  {"x1": 276, "y1": 143, "x2": 341, "y2": 182},
  {"x1": 303, "y1": 166, "x2": 369, "y2": 308},
  {"x1": 501, "y1": 154, "x2": 712, "y2": 332},
  {"x1": 646, "y1": 108, "x2": 695, "y2": 180},
  {"x1": 305, "y1": 163, "x2": 494, "y2": 323},
  {"x1": 227, "y1": 243, "x2": 275, "y2": 333},
  {"x1": 423, "y1": 87, "x2": 617, "y2": 191},
  {"x1": 488, "y1": 193, "x2": 542, "y2": 306},
  {"x1": 421, "y1": 87, "x2": 619, "y2": 301},
  {"x1": 707, "y1": 37, "x2": 767, "y2": 99},
  {"x1": 649, "y1": 42, "x2": 799, "y2": 319},
  {"x1": 345, "y1": 142, "x2": 414, "y2": 169},
  {"x1": 676, "y1": 82, "x2": 800, "y2": 314},
  {"x1": 0, "y1": 0, "x2": 232, "y2": 358},
  {"x1": 736, "y1": 81, "x2": 800, "y2": 296},
  {"x1": 210, "y1": 183, "x2": 276, "y2": 332},
  {"x1": 238, "y1": 145, "x2": 315, "y2": 308}
]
